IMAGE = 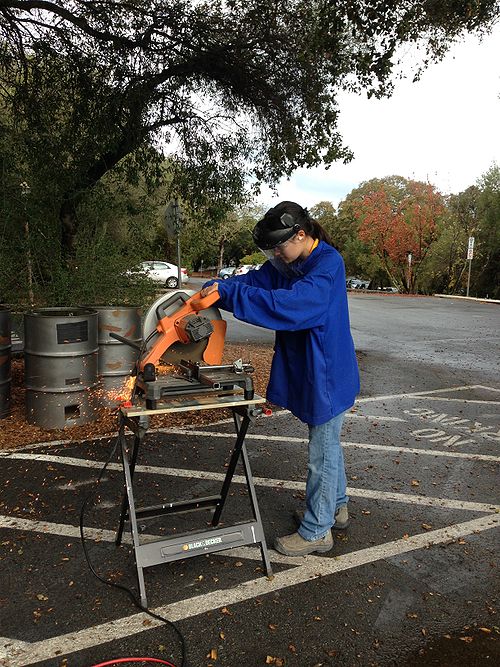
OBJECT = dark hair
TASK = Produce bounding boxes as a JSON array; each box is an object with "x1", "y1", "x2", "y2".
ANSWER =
[{"x1": 267, "y1": 201, "x2": 334, "y2": 247}]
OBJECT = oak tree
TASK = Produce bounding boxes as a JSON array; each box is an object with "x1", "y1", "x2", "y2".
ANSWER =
[{"x1": 0, "y1": 0, "x2": 498, "y2": 259}]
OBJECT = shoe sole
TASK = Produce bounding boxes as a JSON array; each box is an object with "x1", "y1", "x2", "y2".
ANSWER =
[
  {"x1": 274, "y1": 540, "x2": 333, "y2": 557},
  {"x1": 293, "y1": 510, "x2": 350, "y2": 531}
]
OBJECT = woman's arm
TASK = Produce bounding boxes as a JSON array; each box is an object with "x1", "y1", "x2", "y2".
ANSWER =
[{"x1": 214, "y1": 271, "x2": 335, "y2": 331}]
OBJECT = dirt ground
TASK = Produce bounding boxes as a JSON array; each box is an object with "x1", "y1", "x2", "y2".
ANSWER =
[{"x1": 0, "y1": 342, "x2": 274, "y2": 451}]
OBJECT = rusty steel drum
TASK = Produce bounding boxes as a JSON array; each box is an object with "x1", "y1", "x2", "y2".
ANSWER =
[{"x1": 92, "y1": 305, "x2": 142, "y2": 407}]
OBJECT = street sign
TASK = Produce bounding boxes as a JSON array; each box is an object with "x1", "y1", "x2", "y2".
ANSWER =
[
  {"x1": 164, "y1": 200, "x2": 183, "y2": 240},
  {"x1": 466, "y1": 236, "x2": 474, "y2": 296},
  {"x1": 467, "y1": 236, "x2": 474, "y2": 260}
]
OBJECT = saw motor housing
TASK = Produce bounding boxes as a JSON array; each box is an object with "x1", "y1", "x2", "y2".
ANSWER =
[
  {"x1": 139, "y1": 289, "x2": 226, "y2": 372},
  {"x1": 176, "y1": 314, "x2": 214, "y2": 344}
]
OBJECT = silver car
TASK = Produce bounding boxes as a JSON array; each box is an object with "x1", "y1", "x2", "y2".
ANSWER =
[
  {"x1": 130, "y1": 261, "x2": 188, "y2": 288},
  {"x1": 218, "y1": 266, "x2": 236, "y2": 280}
]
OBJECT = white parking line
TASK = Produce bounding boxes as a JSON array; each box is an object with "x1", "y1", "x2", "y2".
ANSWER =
[
  {"x1": 3, "y1": 513, "x2": 499, "y2": 667},
  {"x1": 1, "y1": 452, "x2": 499, "y2": 513},
  {"x1": 0, "y1": 412, "x2": 403, "y2": 456},
  {"x1": 411, "y1": 396, "x2": 500, "y2": 405},
  {"x1": 165, "y1": 428, "x2": 500, "y2": 462},
  {"x1": 3, "y1": 435, "x2": 498, "y2": 463},
  {"x1": 3, "y1": 384, "x2": 496, "y2": 455},
  {"x1": 356, "y1": 384, "x2": 496, "y2": 404}
]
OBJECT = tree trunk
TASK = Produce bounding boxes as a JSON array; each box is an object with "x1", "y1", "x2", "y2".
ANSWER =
[
  {"x1": 218, "y1": 237, "x2": 225, "y2": 272},
  {"x1": 24, "y1": 220, "x2": 34, "y2": 305},
  {"x1": 60, "y1": 198, "x2": 78, "y2": 260}
]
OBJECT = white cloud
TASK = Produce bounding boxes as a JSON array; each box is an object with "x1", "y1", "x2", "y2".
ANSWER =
[{"x1": 258, "y1": 24, "x2": 500, "y2": 209}]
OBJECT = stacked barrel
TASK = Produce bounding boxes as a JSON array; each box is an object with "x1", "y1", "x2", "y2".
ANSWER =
[
  {"x1": 24, "y1": 308, "x2": 99, "y2": 428},
  {"x1": 93, "y1": 306, "x2": 142, "y2": 407}
]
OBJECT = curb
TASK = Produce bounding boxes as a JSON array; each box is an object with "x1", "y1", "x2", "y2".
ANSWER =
[{"x1": 434, "y1": 294, "x2": 500, "y2": 304}]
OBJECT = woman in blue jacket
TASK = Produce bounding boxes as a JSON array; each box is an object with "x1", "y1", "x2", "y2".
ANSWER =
[{"x1": 200, "y1": 201, "x2": 360, "y2": 556}]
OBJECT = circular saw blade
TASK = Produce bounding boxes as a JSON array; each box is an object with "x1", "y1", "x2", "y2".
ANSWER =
[{"x1": 142, "y1": 289, "x2": 223, "y2": 366}]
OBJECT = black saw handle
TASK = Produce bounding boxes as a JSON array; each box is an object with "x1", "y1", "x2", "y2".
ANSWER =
[{"x1": 108, "y1": 332, "x2": 142, "y2": 351}]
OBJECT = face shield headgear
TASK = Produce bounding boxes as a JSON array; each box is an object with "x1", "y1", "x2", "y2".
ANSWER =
[{"x1": 252, "y1": 211, "x2": 303, "y2": 277}]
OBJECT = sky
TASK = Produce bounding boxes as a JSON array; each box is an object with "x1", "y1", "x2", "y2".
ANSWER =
[{"x1": 258, "y1": 23, "x2": 500, "y2": 210}]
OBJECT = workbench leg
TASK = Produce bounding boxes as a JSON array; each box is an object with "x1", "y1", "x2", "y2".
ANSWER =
[
  {"x1": 116, "y1": 426, "x2": 141, "y2": 546},
  {"x1": 120, "y1": 431, "x2": 148, "y2": 608},
  {"x1": 211, "y1": 413, "x2": 251, "y2": 526},
  {"x1": 240, "y1": 441, "x2": 273, "y2": 577}
]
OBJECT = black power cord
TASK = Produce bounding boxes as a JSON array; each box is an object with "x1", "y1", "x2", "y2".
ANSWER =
[{"x1": 79, "y1": 434, "x2": 187, "y2": 667}]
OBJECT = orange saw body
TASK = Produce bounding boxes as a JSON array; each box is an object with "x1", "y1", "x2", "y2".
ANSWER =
[{"x1": 139, "y1": 289, "x2": 226, "y2": 372}]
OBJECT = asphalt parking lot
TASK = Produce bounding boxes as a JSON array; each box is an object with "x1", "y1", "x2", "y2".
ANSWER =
[{"x1": 1, "y1": 293, "x2": 499, "y2": 667}]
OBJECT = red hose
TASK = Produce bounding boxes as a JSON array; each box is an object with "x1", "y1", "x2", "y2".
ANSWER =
[{"x1": 90, "y1": 659, "x2": 177, "y2": 667}]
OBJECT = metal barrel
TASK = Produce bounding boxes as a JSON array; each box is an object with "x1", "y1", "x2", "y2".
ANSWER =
[
  {"x1": 24, "y1": 308, "x2": 99, "y2": 428},
  {"x1": 92, "y1": 305, "x2": 142, "y2": 407},
  {"x1": 0, "y1": 306, "x2": 12, "y2": 419}
]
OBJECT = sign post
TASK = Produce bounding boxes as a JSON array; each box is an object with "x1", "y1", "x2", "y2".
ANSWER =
[
  {"x1": 165, "y1": 199, "x2": 183, "y2": 287},
  {"x1": 466, "y1": 236, "x2": 474, "y2": 297}
]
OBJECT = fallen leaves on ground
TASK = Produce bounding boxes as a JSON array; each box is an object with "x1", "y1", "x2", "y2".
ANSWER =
[{"x1": 0, "y1": 343, "x2": 274, "y2": 450}]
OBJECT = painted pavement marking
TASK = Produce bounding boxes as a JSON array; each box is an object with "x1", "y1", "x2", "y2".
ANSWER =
[
  {"x1": 4, "y1": 431, "x2": 499, "y2": 467},
  {"x1": 165, "y1": 429, "x2": 500, "y2": 462},
  {"x1": 356, "y1": 384, "x2": 499, "y2": 404},
  {"x1": 0, "y1": 453, "x2": 498, "y2": 514},
  {"x1": 1, "y1": 383, "x2": 499, "y2": 664},
  {"x1": 2, "y1": 514, "x2": 499, "y2": 666}
]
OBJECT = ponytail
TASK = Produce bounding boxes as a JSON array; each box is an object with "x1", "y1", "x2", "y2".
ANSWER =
[{"x1": 306, "y1": 215, "x2": 334, "y2": 247}]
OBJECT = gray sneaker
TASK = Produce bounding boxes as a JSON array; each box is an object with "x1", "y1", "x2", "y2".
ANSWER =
[
  {"x1": 293, "y1": 504, "x2": 350, "y2": 530},
  {"x1": 274, "y1": 530, "x2": 333, "y2": 556}
]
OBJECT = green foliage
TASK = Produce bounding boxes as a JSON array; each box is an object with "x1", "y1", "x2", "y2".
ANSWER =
[
  {"x1": 474, "y1": 164, "x2": 500, "y2": 298},
  {"x1": 1, "y1": 0, "x2": 499, "y2": 302},
  {"x1": 1, "y1": 0, "x2": 497, "y2": 259},
  {"x1": 0, "y1": 147, "x2": 172, "y2": 307},
  {"x1": 239, "y1": 252, "x2": 264, "y2": 266},
  {"x1": 179, "y1": 205, "x2": 263, "y2": 271}
]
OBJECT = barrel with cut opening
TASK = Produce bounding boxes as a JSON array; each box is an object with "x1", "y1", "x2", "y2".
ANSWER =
[
  {"x1": 0, "y1": 306, "x2": 11, "y2": 419},
  {"x1": 93, "y1": 305, "x2": 142, "y2": 407},
  {"x1": 24, "y1": 308, "x2": 99, "y2": 428}
]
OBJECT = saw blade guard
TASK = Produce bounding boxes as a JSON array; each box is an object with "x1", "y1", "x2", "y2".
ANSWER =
[{"x1": 141, "y1": 289, "x2": 226, "y2": 368}]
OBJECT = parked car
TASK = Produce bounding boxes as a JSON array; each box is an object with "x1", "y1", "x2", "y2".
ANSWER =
[
  {"x1": 218, "y1": 266, "x2": 236, "y2": 280},
  {"x1": 234, "y1": 264, "x2": 254, "y2": 276},
  {"x1": 347, "y1": 278, "x2": 370, "y2": 289},
  {"x1": 128, "y1": 261, "x2": 187, "y2": 288}
]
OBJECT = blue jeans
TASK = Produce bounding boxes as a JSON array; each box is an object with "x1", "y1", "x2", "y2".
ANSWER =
[{"x1": 298, "y1": 411, "x2": 348, "y2": 541}]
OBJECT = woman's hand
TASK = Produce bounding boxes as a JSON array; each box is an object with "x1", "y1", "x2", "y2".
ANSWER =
[{"x1": 200, "y1": 282, "x2": 220, "y2": 298}]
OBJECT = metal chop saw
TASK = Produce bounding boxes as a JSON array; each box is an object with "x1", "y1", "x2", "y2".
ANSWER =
[{"x1": 113, "y1": 289, "x2": 255, "y2": 409}]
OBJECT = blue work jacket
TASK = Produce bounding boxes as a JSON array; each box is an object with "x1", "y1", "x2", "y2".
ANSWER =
[{"x1": 211, "y1": 241, "x2": 360, "y2": 425}]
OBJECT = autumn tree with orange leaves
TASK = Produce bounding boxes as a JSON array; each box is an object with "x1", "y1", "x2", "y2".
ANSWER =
[{"x1": 353, "y1": 177, "x2": 446, "y2": 293}]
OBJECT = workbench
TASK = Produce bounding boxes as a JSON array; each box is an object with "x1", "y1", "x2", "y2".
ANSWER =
[{"x1": 115, "y1": 392, "x2": 273, "y2": 607}]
